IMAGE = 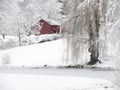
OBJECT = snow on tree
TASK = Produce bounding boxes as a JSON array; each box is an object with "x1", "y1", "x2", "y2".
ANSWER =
[
  {"x1": 0, "y1": 0, "x2": 19, "y2": 38},
  {"x1": 12, "y1": 11, "x2": 29, "y2": 46},
  {"x1": 86, "y1": 0, "x2": 101, "y2": 65},
  {"x1": 62, "y1": 0, "x2": 90, "y2": 65},
  {"x1": 18, "y1": 0, "x2": 62, "y2": 25},
  {"x1": 0, "y1": 0, "x2": 62, "y2": 36},
  {"x1": 62, "y1": 0, "x2": 120, "y2": 66},
  {"x1": 0, "y1": 0, "x2": 62, "y2": 46},
  {"x1": 62, "y1": 0, "x2": 102, "y2": 65},
  {"x1": 102, "y1": 0, "x2": 120, "y2": 87}
]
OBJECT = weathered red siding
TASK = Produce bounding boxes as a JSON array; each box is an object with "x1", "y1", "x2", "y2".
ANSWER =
[
  {"x1": 39, "y1": 19, "x2": 60, "y2": 34},
  {"x1": 40, "y1": 20, "x2": 51, "y2": 34}
]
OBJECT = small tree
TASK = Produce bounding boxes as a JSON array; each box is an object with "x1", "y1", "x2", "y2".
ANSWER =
[
  {"x1": 12, "y1": 10, "x2": 30, "y2": 46},
  {"x1": 1, "y1": 54, "x2": 11, "y2": 66}
]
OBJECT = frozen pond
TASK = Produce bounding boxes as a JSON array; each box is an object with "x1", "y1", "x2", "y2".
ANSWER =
[
  {"x1": 0, "y1": 68, "x2": 116, "y2": 90},
  {"x1": 0, "y1": 67, "x2": 115, "y2": 81}
]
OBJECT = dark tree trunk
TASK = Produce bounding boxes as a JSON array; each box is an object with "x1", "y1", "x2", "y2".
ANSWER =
[
  {"x1": 87, "y1": 0, "x2": 100, "y2": 65},
  {"x1": 18, "y1": 30, "x2": 22, "y2": 46},
  {"x1": 88, "y1": 29, "x2": 99, "y2": 65},
  {"x1": 2, "y1": 34, "x2": 5, "y2": 39}
]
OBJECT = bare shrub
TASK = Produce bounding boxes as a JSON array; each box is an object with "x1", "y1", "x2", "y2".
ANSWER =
[{"x1": 1, "y1": 54, "x2": 11, "y2": 66}]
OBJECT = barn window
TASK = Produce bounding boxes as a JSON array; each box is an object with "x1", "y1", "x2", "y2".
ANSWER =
[
  {"x1": 40, "y1": 23, "x2": 43, "y2": 26},
  {"x1": 51, "y1": 29, "x2": 58, "y2": 33}
]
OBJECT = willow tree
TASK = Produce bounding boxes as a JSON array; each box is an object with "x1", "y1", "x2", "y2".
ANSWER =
[
  {"x1": 62, "y1": 0, "x2": 103, "y2": 65},
  {"x1": 86, "y1": 0, "x2": 100, "y2": 64}
]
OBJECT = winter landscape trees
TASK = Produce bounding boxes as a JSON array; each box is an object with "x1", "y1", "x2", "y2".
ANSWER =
[
  {"x1": 0, "y1": 0, "x2": 120, "y2": 67},
  {"x1": 0, "y1": 0, "x2": 62, "y2": 46},
  {"x1": 62, "y1": 0, "x2": 120, "y2": 87},
  {"x1": 62, "y1": 0, "x2": 101, "y2": 65},
  {"x1": 0, "y1": 0, "x2": 120, "y2": 89},
  {"x1": 62, "y1": 0, "x2": 120, "y2": 66}
]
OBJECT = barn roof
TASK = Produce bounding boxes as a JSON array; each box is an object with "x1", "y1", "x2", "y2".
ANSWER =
[{"x1": 42, "y1": 19, "x2": 60, "y2": 25}]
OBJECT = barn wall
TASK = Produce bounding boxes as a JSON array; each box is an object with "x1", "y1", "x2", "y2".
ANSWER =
[
  {"x1": 40, "y1": 20, "x2": 51, "y2": 34},
  {"x1": 40, "y1": 19, "x2": 60, "y2": 34}
]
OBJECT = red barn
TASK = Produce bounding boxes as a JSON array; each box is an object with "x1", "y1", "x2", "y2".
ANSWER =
[{"x1": 39, "y1": 19, "x2": 60, "y2": 34}]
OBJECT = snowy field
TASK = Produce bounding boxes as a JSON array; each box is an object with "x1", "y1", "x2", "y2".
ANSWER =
[
  {"x1": 0, "y1": 36, "x2": 117, "y2": 90},
  {"x1": 0, "y1": 38, "x2": 88, "y2": 67},
  {"x1": 1, "y1": 0, "x2": 120, "y2": 90},
  {"x1": 0, "y1": 38, "x2": 65, "y2": 67},
  {"x1": 0, "y1": 68, "x2": 116, "y2": 90},
  {"x1": 0, "y1": 38, "x2": 114, "y2": 68},
  {"x1": 0, "y1": 34, "x2": 115, "y2": 68}
]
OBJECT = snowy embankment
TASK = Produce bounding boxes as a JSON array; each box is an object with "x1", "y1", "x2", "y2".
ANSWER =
[
  {"x1": 0, "y1": 33, "x2": 90, "y2": 67},
  {"x1": 0, "y1": 35, "x2": 115, "y2": 68},
  {"x1": 0, "y1": 34, "x2": 62, "y2": 50},
  {"x1": 0, "y1": 38, "x2": 65, "y2": 67},
  {"x1": 0, "y1": 73, "x2": 116, "y2": 90}
]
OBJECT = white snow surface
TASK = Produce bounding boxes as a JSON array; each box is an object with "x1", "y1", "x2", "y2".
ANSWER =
[
  {"x1": 43, "y1": 18, "x2": 60, "y2": 25},
  {"x1": 0, "y1": 34, "x2": 62, "y2": 49},
  {"x1": 0, "y1": 73, "x2": 115, "y2": 90},
  {"x1": 0, "y1": 36, "x2": 115, "y2": 68},
  {"x1": 0, "y1": 39, "x2": 65, "y2": 67}
]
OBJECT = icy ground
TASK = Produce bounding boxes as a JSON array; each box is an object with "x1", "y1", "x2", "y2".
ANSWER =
[
  {"x1": 0, "y1": 68, "x2": 115, "y2": 81},
  {"x1": 0, "y1": 68, "x2": 117, "y2": 90}
]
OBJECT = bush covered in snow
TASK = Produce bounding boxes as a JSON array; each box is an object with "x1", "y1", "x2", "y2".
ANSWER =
[
  {"x1": 0, "y1": 34, "x2": 62, "y2": 50},
  {"x1": 1, "y1": 54, "x2": 11, "y2": 66},
  {"x1": 0, "y1": 36, "x2": 19, "y2": 50},
  {"x1": 21, "y1": 34, "x2": 62, "y2": 46}
]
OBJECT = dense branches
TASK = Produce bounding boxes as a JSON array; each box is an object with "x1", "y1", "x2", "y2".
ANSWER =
[{"x1": 62, "y1": 0, "x2": 101, "y2": 65}]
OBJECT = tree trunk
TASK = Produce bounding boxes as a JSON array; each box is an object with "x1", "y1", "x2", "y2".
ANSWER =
[
  {"x1": 88, "y1": 26, "x2": 99, "y2": 65},
  {"x1": 87, "y1": 0, "x2": 100, "y2": 65},
  {"x1": 18, "y1": 29, "x2": 22, "y2": 46},
  {"x1": 2, "y1": 34, "x2": 5, "y2": 39}
]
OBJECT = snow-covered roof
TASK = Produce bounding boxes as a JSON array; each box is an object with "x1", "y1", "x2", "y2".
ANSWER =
[{"x1": 43, "y1": 19, "x2": 60, "y2": 25}]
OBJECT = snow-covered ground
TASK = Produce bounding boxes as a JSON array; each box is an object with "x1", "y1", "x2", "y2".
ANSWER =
[
  {"x1": 0, "y1": 38, "x2": 64, "y2": 67},
  {"x1": 0, "y1": 67, "x2": 116, "y2": 90},
  {"x1": 0, "y1": 36, "x2": 115, "y2": 68},
  {"x1": 0, "y1": 35, "x2": 117, "y2": 90},
  {"x1": 0, "y1": 68, "x2": 115, "y2": 81},
  {"x1": 0, "y1": 72, "x2": 116, "y2": 90}
]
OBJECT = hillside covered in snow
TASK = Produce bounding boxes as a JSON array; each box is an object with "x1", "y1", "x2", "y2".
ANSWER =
[
  {"x1": 0, "y1": 0, "x2": 120, "y2": 90},
  {"x1": 0, "y1": 38, "x2": 64, "y2": 67},
  {"x1": 0, "y1": 37, "x2": 115, "y2": 69},
  {"x1": 0, "y1": 0, "x2": 119, "y2": 69}
]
